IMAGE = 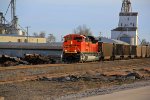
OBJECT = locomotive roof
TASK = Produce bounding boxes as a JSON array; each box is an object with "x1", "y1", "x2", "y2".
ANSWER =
[
  {"x1": 112, "y1": 27, "x2": 137, "y2": 31},
  {"x1": 64, "y1": 34, "x2": 97, "y2": 39},
  {"x1": 64, "y1": 34, "x2": 86, "y2": 38}
]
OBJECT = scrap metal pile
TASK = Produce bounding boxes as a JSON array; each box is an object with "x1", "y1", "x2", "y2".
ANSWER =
[
  {"x1": 0, "y1": 54, "x2": 60, "y2": 67},
  {"x1": 0, "y1": 55, "x2": 28, "y2": 67}
]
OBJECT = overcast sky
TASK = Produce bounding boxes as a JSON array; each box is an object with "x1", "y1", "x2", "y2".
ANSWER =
[{"x1": 0, "y1": 0, "x2": 150, "y2": 42}]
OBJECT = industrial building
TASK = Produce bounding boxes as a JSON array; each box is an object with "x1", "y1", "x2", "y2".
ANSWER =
[
  {"x1": 0, "y1": 42, "x2": 62, "y2": 57},
  {"x1": 99, "y1": 37, "x2": 129, "y2": 45},
  {"x1": 111, "y1": 0, "x2": 138, "y2": 45},
  {"x1": 0, "y1": 34, "x2": 46, "y2": 43},
  {"x1": 0, "y1": 0, "x2": 62, "y2": 58},
  {"x1": 0, "y1": 0, "x2": 46, "y2": 43}
]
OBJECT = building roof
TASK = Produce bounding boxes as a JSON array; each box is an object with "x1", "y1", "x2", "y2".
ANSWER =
[
  {"x1": 99, "y1": 37, "x2": 129, "y2": 45},
  {"x1": 119, "y1": 12, "x2": 138, "y2": 16},
  {"x1": 0, "y1": 42, "x2": 62, "y2": 50},
  {"x1": 111, "y1": 27, "x2": 137, "y2": 31},
  {"x1": 0, "y1": 34, "x2": 45, "y2": 38}
]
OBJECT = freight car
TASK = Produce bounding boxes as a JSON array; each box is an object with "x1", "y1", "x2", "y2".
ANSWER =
[
  {"x1": 98, "y1": 42, "x2": 114, "y2": 60},
  {"x1": 147, "y1": 46, "x2": 150, "y2": 57},
  {"x1": 98, "y1": 43, "x2": 150, "y2": 60},
  {"x1": 130, "y1": 45, "x2": 136, "y2": 58},
  {"x1": 62, "y1": 34, "x2": 150, "y2": 63}
]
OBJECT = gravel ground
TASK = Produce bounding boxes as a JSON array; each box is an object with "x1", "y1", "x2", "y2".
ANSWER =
[
  {"x1": 57, "y1": 80, "x2": 150, "y2": 100},
  {"x1": 0, "y1": 79, "x2": 150, "y2": 100},
  {"x1": 0, "y1": 58, "x2": 150, "y2": 82},
  {"x1": 0, "y1": 58, "x2": 149, "y2": 100}
]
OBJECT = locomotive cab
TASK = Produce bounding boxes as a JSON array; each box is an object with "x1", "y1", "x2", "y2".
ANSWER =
[{"x1": 63, "y1": 34, "x2": 86, "y2": 54}]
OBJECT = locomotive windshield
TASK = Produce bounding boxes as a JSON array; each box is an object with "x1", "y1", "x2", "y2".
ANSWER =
[
  {"x1": 64, "y1": 36, "x2": 72, "y2": 42},
  {"x1": 74, "y1": 37, "x2": 83, "y2": 42}
]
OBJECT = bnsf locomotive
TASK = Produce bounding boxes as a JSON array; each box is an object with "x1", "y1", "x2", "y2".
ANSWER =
[{"x1": 62, "y1": 34, "x2": 150, "y2": 63}]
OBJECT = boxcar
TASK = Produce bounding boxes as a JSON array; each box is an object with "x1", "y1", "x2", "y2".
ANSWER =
[
  {"x1": 99, "y1": 42, "x2": 113, "y2": 60},
  {"x1": 141, "y1": 46, "x2": 147, "y2": 58}
]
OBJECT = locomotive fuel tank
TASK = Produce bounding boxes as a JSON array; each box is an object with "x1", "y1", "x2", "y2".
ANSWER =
[{"x1": 80, "y1": 54, "x2": 99, "y2": 62}]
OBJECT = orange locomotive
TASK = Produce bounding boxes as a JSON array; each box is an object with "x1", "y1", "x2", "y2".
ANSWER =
[{"x1": 62, "y1": 34, "x2": 99, "y2": 63}]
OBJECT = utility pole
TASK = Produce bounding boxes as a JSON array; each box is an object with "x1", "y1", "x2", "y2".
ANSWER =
[
  {"x1": 26, "y1": 26, "x2": 30, "y2": 43},
  {"x1": 99, "y1": 32, "x2": 102, "y2": 41}
]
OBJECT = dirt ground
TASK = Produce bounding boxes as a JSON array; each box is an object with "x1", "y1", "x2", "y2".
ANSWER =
[{"x1": 0, "y1": 58, "x2": 150, "y2": 100}]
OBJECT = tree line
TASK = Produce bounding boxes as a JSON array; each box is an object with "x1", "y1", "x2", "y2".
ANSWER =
[
  {"x1": 32, "y1": 32, "x2": 56, "y2": 43},
  {"x1": 32, "y1": 25, "x2": 150, "y2": 45},
  {"x1": 32, "y1": 25, "x2": 93, "y2": 43}
]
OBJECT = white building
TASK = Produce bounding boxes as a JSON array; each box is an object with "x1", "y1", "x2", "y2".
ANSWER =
[{"x1": 111, "y1": 0, "x2": 138, "y2": 45}]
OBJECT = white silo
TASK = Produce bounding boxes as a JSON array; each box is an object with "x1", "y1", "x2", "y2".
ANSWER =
[{"x1": 111, "y1": 0, "x2": 138, "y2": 45}]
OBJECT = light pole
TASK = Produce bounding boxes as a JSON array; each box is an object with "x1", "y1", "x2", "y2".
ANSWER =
[
  {"x1": 26, "y1": 26, "x2": 30, "y2": 43},
  {"x1": 99, "y1": 32, "x2": 102, "y2": 41}
]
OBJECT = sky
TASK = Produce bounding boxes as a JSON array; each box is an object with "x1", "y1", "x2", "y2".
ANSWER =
[{"x1": 0, "y1": 0, "x2": 150, "y2": 42}]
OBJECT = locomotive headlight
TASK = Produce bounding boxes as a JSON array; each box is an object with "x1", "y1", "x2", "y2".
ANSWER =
[
  {"x1": 74, "y1": 50, "x2": 77, "y2": 52},
  {"x1": 65, "y1": 50, "x2": 67, "y2": 52}
]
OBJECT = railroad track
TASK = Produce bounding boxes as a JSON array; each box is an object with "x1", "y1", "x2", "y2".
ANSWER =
[
  {"x1": 0, "y1": 60, "x2": 104, "y2": 70},
  {"x1": 0, "y1": 58, "x2": 149, "y2": 84},
  {"x1": 0, "y1": 64, "x2": 67, "y2": 71}
]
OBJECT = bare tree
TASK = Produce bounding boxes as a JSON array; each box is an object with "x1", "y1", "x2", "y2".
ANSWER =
[
  {"x1": 33, "y1": 31, "x2": 46, "y2": 38},
  {"x1": 33, "y1": 32, "x2": 38, "y2": 37},
  {"x1": 47, "y1": 34, "x2": 56, "y2": 43},
  {"x1": 73, "y1": 25, "x2": 92, "y2": 36},
  {"x1": 39, "y1": 31, "x2": 46, "y2": 38},
  {"x1": 141, "y1": 39, "x2": 150, "y2": 46}
]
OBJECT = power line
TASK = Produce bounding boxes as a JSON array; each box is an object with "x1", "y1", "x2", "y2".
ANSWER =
[{"x1": 4, "y1": 0, "x2": 12, "y2": 17}]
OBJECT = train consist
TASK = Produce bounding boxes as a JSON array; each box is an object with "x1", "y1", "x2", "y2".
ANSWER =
[{"x1": 62, "y1": 34, "x2": 150, "y2": 63}]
